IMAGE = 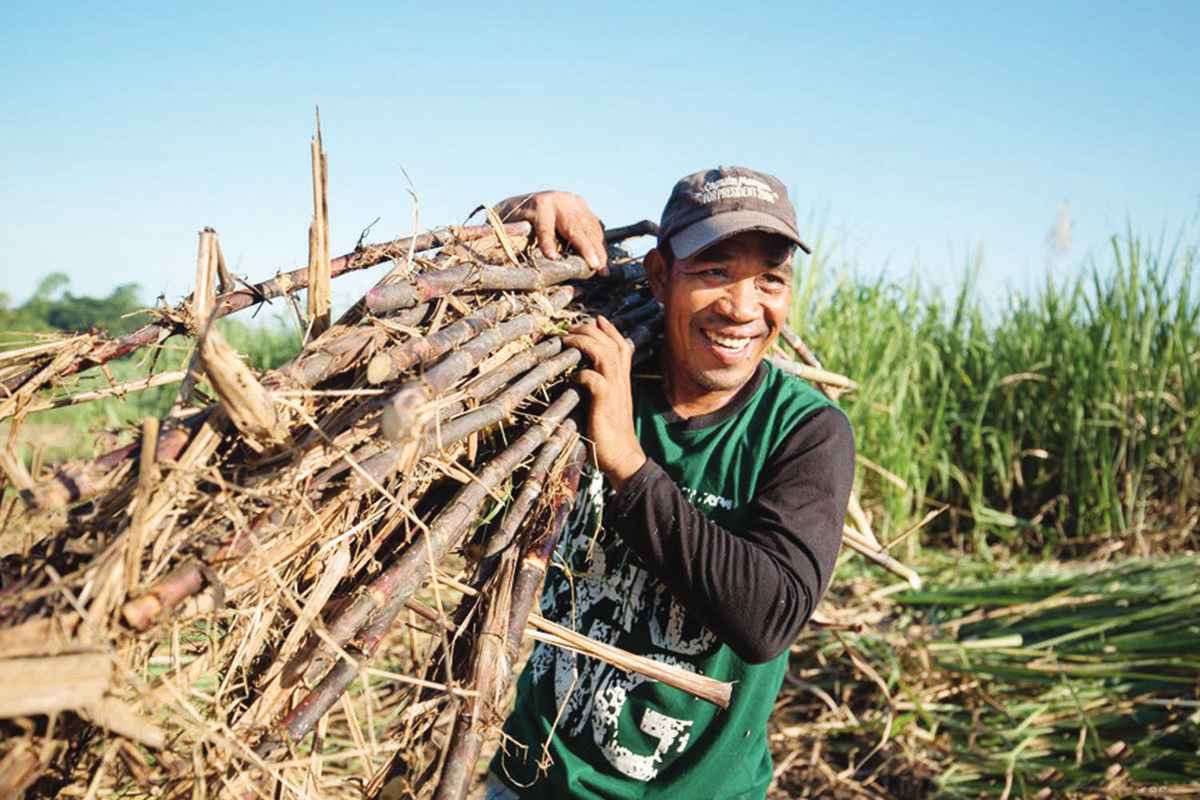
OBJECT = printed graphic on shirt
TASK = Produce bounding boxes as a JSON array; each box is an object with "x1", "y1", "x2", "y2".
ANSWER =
[{"x1": 527, "y1": 468, "x2": 719, "y2": 780}]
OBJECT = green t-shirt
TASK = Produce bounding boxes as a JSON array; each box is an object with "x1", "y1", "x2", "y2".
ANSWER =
[{"x1": 494, "y1": 363, "x2": 834, "y2": 799}]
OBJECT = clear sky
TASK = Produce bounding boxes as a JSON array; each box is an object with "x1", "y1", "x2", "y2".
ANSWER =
[{"x1": 2, "y1": 1, "x2": 1197, "y2": 312}]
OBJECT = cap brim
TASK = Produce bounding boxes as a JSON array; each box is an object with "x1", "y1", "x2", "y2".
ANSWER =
[{"x1": 669, "y1": 210, "x2": 811, "y2": 260}]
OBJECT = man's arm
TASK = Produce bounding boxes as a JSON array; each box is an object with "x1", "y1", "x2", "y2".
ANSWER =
[{"x1": 603, "y1": 407, "x2": 854, "y2": 664}]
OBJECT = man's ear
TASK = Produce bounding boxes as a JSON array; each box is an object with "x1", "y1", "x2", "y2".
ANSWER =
[{"x1": 645, "y1": 247, "x2": 670, "y2": 303}]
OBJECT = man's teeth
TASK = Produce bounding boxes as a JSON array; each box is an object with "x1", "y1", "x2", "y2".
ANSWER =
[{"x1": 704, "y1": 331, "x2": 752, "y2": 349}]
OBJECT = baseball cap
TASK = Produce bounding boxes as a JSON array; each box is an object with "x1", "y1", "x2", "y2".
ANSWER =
[{"x1": 658, "y1": 166, "x2": 810, "y2": 260}]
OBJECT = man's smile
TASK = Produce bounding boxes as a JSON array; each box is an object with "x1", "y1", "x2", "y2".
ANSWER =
[{"x1": 699, "y1": 327, "x2": 765, "y2": 364}]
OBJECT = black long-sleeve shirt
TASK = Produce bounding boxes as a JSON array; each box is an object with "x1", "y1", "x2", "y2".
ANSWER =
[{"x1": 603, "y1": 374, "x2": 854, "y2": 663}]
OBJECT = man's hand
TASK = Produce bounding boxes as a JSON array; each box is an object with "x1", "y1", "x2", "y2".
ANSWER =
[
  {"x1": 563, "y1": 316, "x2": 646, "y2": 492},
  {"x1": 494, "y1": 190, "x2": 608, "y2": 273}
]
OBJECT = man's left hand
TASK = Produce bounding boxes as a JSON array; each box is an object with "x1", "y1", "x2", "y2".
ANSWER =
[{"x1": 563, "y1": 316, "x2": 646, "y2": 492}]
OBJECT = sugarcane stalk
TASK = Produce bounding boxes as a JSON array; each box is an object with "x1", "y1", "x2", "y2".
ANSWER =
[
  {"x1": 433, "y1": 442, "x2": 586, "y2": 800},
  {"x1": 780, "y1": 326, "x2": 825, "y2": 372},
  {"x1": 290, "y1": 390, "x2": 581, "y2": 689},
  {"x1": 525, "y1": 615, "x2": 732, "y2": 708},
  {"x1": 121, "y1": 560, "x2": 222, "y2": 631},
  {"x1": 482, "y1": 419, "x2": 578, "y2": 558},
  {"x1": 0, "y1": 222, "x2": 533, "y2": 397},
  {"x1": 768, "y1": 355, "x2": 857, "y2": 392},
  {"x1": 366, "y1": 293, "x2": 544, "y2": 386},
  {"x1": 377, "y1": 289, "x2": 574, "y2": 464},
  {"x1": 609, "y1": 297, "x2": 662, "y2": 330},
  {"x1": 364, "y1": 256, "x2": 592, "y2": 315},
  {"x1": 600, "y1": 260, "x2": 648, "y2": 285},
  {"x1": 603, "y1": 220, "x2": 658, "y2": 243},
  {"x1": 841, "y1": 525, "x2": 922, "y2": 589},
  {"x1": 504, "y1": 443, "x2": 586, "y2": 667},
  {"x1": 459, "y1": 338, "x2": 563, "y2": 402},
  {"x1": 409, "y1": 570, "x2": 735, "y2": 712}
]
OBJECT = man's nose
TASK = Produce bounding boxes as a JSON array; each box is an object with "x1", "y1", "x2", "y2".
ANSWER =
[{"x1": 720, "y1": 277, "x2": 760, "y2": 323}]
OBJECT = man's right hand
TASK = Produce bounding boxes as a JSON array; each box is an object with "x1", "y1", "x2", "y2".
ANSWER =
[{"x1": 493, "y1": 190, "x2": 608, "y2": 273}]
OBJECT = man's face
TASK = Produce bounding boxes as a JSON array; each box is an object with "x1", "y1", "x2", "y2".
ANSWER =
[{"x1": 648, "y1": 231, "x2": 794, "y2": 398}]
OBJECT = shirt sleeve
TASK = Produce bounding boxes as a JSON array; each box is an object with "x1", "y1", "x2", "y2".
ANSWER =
[{"x1": 602, "y1": 406, "x2": 855, "y2": 664}]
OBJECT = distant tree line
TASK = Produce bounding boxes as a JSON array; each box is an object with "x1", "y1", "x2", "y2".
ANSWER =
[{"x1": 0, "y1": 273, "x2": 152, "y2": 336}]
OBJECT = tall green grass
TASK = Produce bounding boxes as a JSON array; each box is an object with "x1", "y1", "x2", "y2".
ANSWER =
[{"x1": 793, "y1": 230, "x2": 1199, "y2": 557}]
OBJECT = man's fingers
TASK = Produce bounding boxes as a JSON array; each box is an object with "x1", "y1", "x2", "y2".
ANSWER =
[
  {"x1": 564, "y1": 332, "x2": 626, "y2": 377},
  {"x1": 575, "y1": 368, "x2": 604, "y2": 397},
  {"x1": 562, "y1": 332, "x2": 609, "y2": 367},
  {"x1": 562, "y1": 219, "x2": 602, "y2": 272},
  {"x1": 587, "y1": 218, "x2": 608, "y2": 272},
  {"x1": 534, "y1": 207, "x2": 559, "y2": 260},
  {"x1": 595, "y1": 315, "x2": 622, "y2": 341}
]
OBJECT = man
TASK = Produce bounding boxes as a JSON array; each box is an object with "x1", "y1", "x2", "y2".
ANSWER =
[{"x1": 486, "y1": 167, "x2": 855, "y2": 799}]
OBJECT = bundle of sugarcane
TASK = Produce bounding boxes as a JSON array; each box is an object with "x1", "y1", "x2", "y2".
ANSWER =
[{"x1": 0, "y1": 216, "x2": 700, "y2": 798}]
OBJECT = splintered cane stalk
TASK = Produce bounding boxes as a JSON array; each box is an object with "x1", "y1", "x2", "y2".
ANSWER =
[
  {"x1": 197, "y1": 323, "x2": 283, "y2": 447},
  {"x1": 171, "y1": 227, "x2": 220, "y2": 415},
  {"x1": 266, "y1": 391, "x2": 583, "y2": 751},
  {"x1": 123, "y1": 417, "x2": 159, "y2": 592},
  {"x1": 306, "y1": 112, "x2": 332, "y2": 340},
  {"x1": 434, "y1": 441, "x2": 586, "y2": 800},
  {"x1": 777, "y1": 325, "x2": 889, "y2": 557}
]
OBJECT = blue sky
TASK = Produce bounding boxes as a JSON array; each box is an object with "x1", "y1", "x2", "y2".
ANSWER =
[{"x1": 2, "y1": 1, "x2": 1197, "y2": 312}]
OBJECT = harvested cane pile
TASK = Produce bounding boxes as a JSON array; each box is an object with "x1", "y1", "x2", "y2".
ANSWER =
[
  {"x1": 0, "y1": 130, "x2": 910, "y2": 799},
  {"x1": 0, "y1": 208, "x2": 688, "y2": 797}
]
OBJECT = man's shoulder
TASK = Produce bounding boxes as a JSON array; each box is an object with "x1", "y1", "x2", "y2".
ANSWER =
[{"x1": 757, "y1": 360, "x2": 842, "y2": 426}]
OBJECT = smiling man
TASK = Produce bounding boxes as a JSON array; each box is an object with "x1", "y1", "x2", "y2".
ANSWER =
[{"x1": 487, "y1": 167, "x2": 855, "y2": 799}]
